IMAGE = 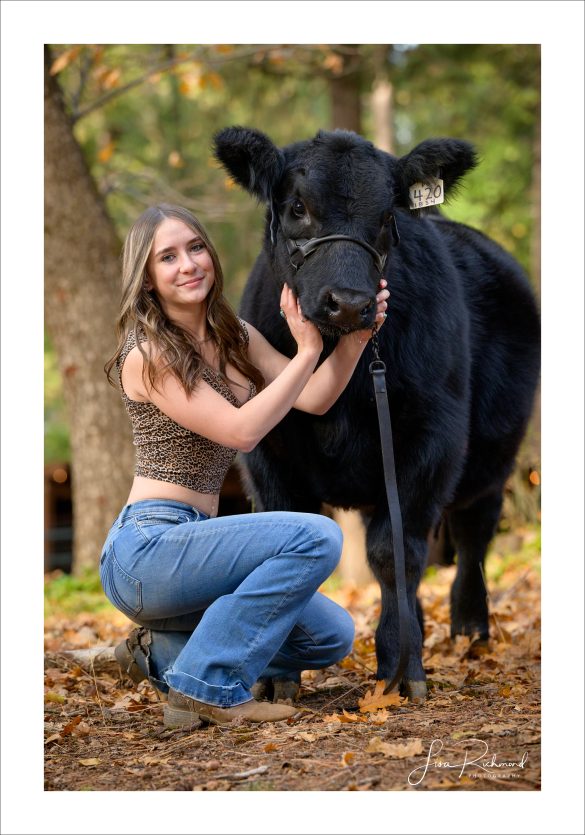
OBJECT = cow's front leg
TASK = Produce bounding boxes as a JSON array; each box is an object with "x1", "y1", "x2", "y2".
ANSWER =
[
  {"x1": 240, "y1": 443, "x2": 321, "y2": 704},
  {"x1": 366, "y1": 509, "x2": 428, "y2": 702}
]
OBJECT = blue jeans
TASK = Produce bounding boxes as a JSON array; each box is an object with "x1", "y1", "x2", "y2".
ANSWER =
[{"x1": 99, "y1": 500, "x2": 354, "y2": 707}]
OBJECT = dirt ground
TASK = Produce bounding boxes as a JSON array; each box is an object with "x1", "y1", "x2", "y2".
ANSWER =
[{"x1": 44, "y1": 533, "x2": 541, "y2": 792}]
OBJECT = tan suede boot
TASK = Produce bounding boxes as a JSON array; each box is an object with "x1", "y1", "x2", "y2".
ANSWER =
[
  {"x1": 114, "y1": 628, "x2": 168, "y2": 701},
  {"x1": 163, "y1": 688, "x2": 299, "y2": 728}
]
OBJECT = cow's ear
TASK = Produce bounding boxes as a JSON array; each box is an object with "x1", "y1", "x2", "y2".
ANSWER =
[
  {"x1": 394, "y1": 138, "x2": 478, "y2": 208},
  {"x1": 213, "y1": 126, "x2": 285, "y2": 202}
]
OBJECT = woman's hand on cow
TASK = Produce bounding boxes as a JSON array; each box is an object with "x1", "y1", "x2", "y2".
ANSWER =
[
  {"x1": 373, "y1": 278, "x2": 390, "y2": 329},
  {"x1": 343, "y1": 278, "x2": 390, "y2": 349},
  {"x1": 279, "y1": 284, "x2": 323, "y2": 357}
]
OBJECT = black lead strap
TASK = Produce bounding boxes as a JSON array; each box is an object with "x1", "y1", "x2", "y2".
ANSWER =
[{"x1": 369, "y1": 329, "x2": 410, "y2": 695}]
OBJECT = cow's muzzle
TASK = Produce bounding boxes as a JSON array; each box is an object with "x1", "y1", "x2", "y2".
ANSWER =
[{"x1": 318, "y1": 288, "x2": 375, "y2": 329}]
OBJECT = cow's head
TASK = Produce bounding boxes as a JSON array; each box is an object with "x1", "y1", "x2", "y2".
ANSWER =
[{"x1": 214, "y1": 127, "x2": 477, "y2": 335}]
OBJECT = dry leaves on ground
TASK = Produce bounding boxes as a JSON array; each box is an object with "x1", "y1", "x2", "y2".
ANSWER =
[{"x1": 44, "y1": 532, "x2": 541, "y2": 791}]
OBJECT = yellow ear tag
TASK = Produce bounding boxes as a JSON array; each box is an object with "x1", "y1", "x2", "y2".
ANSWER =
[{"x1": 408, "y1": 178, "x2": 444, "y2": 210}]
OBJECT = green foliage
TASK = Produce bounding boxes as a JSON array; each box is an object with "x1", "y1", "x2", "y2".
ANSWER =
[
  {"x1": 423, "y1": 523, "x2": 541, "y2": 584},
  {"x1": 389, "y1": 44, "x2": 539, "y2": 281},
  {"x1": 485, "y1": 527, "x2": 541, "y2": 584},
  {"x1": 44, "y1": 568, "x2": 115, "y2": 617}
]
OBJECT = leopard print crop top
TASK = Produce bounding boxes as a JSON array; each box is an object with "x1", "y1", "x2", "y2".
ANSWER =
[{"x1": 117, "y1": 324, "x2": 256, "y2": 494}]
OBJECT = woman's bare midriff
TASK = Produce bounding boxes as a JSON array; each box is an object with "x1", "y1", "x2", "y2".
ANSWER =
[{"x1": 126, "y1": 476, "x2": 220, "y2": 518}]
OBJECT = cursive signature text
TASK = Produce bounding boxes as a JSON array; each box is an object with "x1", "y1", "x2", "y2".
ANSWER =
[{"x1": 408, "y1": 738, "x2": 528, "y2": 786}]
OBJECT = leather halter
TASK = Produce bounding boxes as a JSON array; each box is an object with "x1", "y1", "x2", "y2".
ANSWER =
[{"x1": 285, "y1": 235, "x2": 388, "y2": 274}]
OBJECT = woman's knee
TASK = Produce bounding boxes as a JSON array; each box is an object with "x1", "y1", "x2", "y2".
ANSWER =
[
  {"x1": 319, "y1": 608, "x2": 355, "y2": 665},
  {"x1": 304, "y1": 514, "x2": 343, "y2": 575},
  {"x1": 336, "y1": 608, "x2": 356, "y2": 659}
]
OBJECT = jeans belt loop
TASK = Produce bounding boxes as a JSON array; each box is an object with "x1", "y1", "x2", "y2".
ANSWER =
[{"x1": 118, "y1": 505, "x2": 130, "y2": 527}]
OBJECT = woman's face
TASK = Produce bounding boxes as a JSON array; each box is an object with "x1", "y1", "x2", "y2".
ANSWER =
[{"x1": 145, "y1": 218, "x2": 216, "y2": 316}]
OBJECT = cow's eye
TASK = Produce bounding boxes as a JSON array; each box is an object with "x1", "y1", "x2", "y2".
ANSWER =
[{"x1": 292, "y1": 199, "x2": 306, "y2": 218}]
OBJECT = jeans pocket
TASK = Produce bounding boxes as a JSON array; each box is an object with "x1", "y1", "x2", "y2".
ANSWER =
[
  {"x1": 101, "y1": 545, "x2": 143, "y2": 618},
  {"x1": 133, "y1": 512, "x2": 191, "y2": 543}
]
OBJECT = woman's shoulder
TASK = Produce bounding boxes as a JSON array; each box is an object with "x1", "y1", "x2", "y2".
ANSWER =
[
  {"x1": 237, "y1": 318, "x2": 250, "y2": 346},
  {"x1": 119, "y1": 336, "x2": 155, "y2": 401},
  {"x1": 238, "y1": 319, "x2": 268, "y2": 348},
  {"x1": 117, "y1": 328, "x2": 148, "y2": 369}
]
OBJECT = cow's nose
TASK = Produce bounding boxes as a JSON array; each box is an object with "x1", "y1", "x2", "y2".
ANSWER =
[{"x1": 322, "y1": 290, "x2": 375, "y2": 327}]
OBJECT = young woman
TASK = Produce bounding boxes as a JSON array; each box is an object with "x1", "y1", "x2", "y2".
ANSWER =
[{"x1": 102, "y1": 204, "x2": 389, "y2": 729}]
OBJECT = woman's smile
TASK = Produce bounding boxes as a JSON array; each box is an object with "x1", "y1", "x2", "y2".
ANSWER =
[
  {"x1": 146, "y1": 217, "x2": 216, "y2": 315},
  {"x1": 179, "y1": 275, "x2": 203, "y2": 286}
]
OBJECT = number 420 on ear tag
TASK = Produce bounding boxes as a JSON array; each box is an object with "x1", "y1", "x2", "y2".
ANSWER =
[{"x1": 408, "y1": 178, "x2": 444, "y2": 209}]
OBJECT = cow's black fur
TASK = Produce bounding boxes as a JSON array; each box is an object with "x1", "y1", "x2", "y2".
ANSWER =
[{"x1": 214, "y1": 126, "x2": 541, "y2": 701}]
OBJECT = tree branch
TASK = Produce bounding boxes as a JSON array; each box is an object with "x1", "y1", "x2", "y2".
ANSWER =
[{"x1": 71, "y1": 45, "x2": 285, "y2": 123}]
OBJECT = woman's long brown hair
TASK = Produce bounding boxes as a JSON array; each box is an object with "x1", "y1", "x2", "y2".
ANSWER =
[{"x1": 104, "y1": 204, "x2": 264, "y2": 396}]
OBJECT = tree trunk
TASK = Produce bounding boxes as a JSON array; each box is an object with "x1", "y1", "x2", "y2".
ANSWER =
[
  {"x1": 328, "y1": 49, "x2": 362, "y2": 133},
  {"x1": 44, "y1": 46, "x2": 134, "y2": 573},
  {"x1": 371, "y1": 77, "x2": 394, "y2": 153},
  {"x1": 332, "y1": 508, "x2": 374, "y2": 587},
  {"x1": 370, "y1": 45, "x2": 394, "y2": 153}
]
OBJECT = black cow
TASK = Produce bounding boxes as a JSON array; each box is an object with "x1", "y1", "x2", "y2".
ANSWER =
[{"x1": 214, "y1": 126, "x2": 541, "y2": 702}]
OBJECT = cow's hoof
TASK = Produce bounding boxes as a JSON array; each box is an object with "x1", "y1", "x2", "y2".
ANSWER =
[
  {"x1": 272, "y1": 679, "x2": 300, "y2": 704},
  {"x1": 251, "y1": 678, "x2": 300, "y2": 703},
  {"x1": 466, "y1": 637, "x2": 490, "y2": 658},
  {"x1": 450, "y1": 622, "x2": 489, "y2": 643},
  {"x1": 251, "y1": 679, "x2": 273, "y2": 701},
  {"x1": 402, "y1": 680, "x2": 427, "y2": 703}
]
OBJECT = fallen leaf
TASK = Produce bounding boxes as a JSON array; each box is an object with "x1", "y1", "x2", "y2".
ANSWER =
[
  {"x1": 60, "y1": 715, "x2": 82, "y2": 736},
  {"x1": 510, "y1": 684, "x2": 527, "y2": 697},
  {"x1": 263, "y1": 742, "x2": 279, "y2": 751},
  {"x1": 346, "y1": 781, "x2": 375, "y2": 791},
  {"x1": 44, "y1": 691, "x2": 66, "y2": 704},
  {"x1": 368, "y1": 709, "x2": 390, "y2": 725},
  {"x1": 426, "y1": 651, "x2": 462, "y2": 668},
  {"x1": 365, "y1": 737, "x2": 423, "y2": 758},
  {"x1": 479, "y1": 723, "x2": 517, "y2": 734},
  {"x1": 358, "y1": 680, "x2": 404, "y2": 712},
  {"x1": 341, "y1": 751, "x2": 357, "y2": 767},
  {"x1": 112, "y1": 694, "x2": 141, "y2": 709},
  {"x1": 141, "y1": 755, "x2": 170, "y2": 765},
  {"x1": 321, "y1": 676, "x2": 347, "y2": 687},
  {"x1": 321, "y1": 711, "x2": 367, "y2": 724},
  {"x1": 78, "y1": 758, "x2": 101, "y2": 767},
  {"x1": 294, "y1": 732, "x2": 317, "y2": 743},
  {"x1": 341, "y1": 709, "x2": 366, "y2": 723}
]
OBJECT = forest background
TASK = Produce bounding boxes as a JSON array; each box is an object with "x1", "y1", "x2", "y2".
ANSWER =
[{"x1": 44, "y1": 41, "x2": 542, "y2": 574}]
